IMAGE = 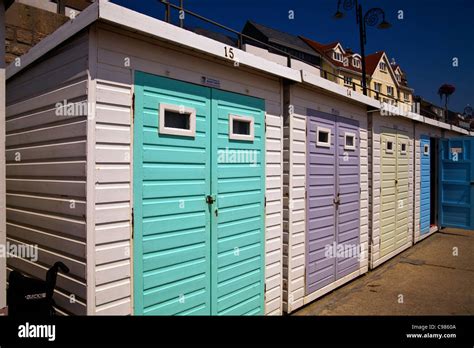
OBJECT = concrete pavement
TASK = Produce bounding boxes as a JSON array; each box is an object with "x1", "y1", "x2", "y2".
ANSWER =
[{"x1": 294, "y1": 228, "x2": 474, "y2": 315}]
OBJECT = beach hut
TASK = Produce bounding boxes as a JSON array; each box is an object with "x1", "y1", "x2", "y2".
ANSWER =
[
  {"x1": 282, "y1": 71, "x2": 376, "y2": 313},
  {"x1": 4, "y1": 0, "x2": 298, "y2": 315}
]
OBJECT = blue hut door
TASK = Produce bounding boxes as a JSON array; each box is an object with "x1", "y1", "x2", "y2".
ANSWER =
[
  {"x1": 439, "y1": 137, "x2": 474, "y2": 230},
  {"x1": 420, "y1": 136, "x2": 431, "y2": 234}
]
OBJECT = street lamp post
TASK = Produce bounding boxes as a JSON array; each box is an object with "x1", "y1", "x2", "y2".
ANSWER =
[{"x1": 334, "y1": 0, "x2": 391, "y2": 96}]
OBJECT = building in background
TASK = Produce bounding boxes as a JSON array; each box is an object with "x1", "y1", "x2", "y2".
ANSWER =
[{"x1": 241, "y1": 20, "x2": 322, "y2": 76}]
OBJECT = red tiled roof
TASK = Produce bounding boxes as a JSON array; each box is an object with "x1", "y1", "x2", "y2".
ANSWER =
[
  {"x1": 365, "y1": 51, "x2": 385, "y2": 75},
  {"x1": 301, "y1": 36, "x2": 363, "y2": 74}
]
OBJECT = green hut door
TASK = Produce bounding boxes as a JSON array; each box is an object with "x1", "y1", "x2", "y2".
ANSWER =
[{"x1": 133, "y1": 72, "x2": 265, "y2": 315}]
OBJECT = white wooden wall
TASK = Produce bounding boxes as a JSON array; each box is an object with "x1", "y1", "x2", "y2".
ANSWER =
[
  {"x1": 5, "y1": 32, "x2": 90, "y2": 315},
  {"x1": 370, "y1": 114, "x2": 414, "y2": 269},
  {"x1": 414, "y1": 123, "x2": 442, "y2": 244},
  {"x1": 92, "y1": 23, "x2": 284, "y2": 315},
  {"x1": 283, "y1": 84, "x2": 369, "y2": 313}
]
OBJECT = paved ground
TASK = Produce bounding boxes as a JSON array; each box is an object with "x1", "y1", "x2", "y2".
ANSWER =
[{"x1": 294, "y1": 228, "x2": 474, "y2": 315}]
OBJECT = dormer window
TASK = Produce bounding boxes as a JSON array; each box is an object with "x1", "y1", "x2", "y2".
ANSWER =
[
  {"x1": 379, "y1": 62, "x2": 387, "y2": 71},
  {"x1": 352, "y1": 58, "x2": 361, "y2": 68},
  {"x1": 396, "y1": 73, "x2": 401, "y2": 82},
  {"x1": 333, "y1": 51, "x2": 343, "y2": 62}
]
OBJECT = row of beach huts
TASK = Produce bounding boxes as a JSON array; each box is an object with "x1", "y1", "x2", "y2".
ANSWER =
[{"x1": 3, "y1": 1, "x2": 473, "y2": 315}]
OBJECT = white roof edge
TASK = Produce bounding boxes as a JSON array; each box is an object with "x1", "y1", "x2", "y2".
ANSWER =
[
  {"x1": 7, "y1": 0, "x2": 301, "y2": 82},
  {"x1": 99, "y1": 1, "x2": 301, "y2": 82},
  {"x1": 300, "y1": 70, "x2": 380, "y2": 108}
]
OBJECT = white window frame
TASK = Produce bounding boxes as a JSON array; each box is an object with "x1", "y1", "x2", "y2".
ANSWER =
[
  {"x1": 374, "y1": 82, "x2": 382, "y2": 93},
  {"x1": 400, "y1": 142, "x2": 407, "y2": 155},
  {"x1": 379, "y1": 62, "x2": 387, "y2": 71},
  {"x1": 316, "y1": 126, "x2": 331, "y2": 148},
  {"x1": 386, "y1": 140, "x2": 394, "y2": 154},
  {"x1": 159, "y1": 103, "x2": 196, "y2": 137},
  {"x1": 352, "y1": 58, "x2": 361, "y2": 68},
  {"x1": 333, "y1": 51, "x2": 343, "y2": 62},
  {"x1": 229, "y1": 114, "x2": 254, "y2": 141},
  {"x1": 344, "y1": 132, "x2": 356, "y2": 150},
  {"x1": 387, "y1": 86, "x2": 394, "y2": 96},
  {"x1": 423, "y1": 144, "x2": 430, "y2": 156}
]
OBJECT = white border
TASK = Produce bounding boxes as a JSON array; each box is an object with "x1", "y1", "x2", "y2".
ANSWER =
[
  {"x1": 385, "y1": 140, "x2": 394, "y2": 154},
  {"x1": 423, "y1": 144, "x2": 430, "y2": 156},
  {"x1": 344, "y1": 131, "x2": 356, "y2": 150},
  {"x1": 316, "y1": 126, "x2": 331, "y2": 148},
  {"x1": 159, "y1": 103, "x2": 196, "y2": 137},
  {"x1": 229, "y1": 114, "x2": 254, "y2": 141}
]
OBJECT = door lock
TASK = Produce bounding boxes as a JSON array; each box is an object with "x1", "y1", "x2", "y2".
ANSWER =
[
  {"x1": 206, "y1": 195, "x2": 215, "y2": 204},
  {"x1": 333, "y1": 193, "x2": 341, "y2": 207}
]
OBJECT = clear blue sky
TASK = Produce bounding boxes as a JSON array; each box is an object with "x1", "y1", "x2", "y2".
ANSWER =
[{"x1": 111, "y1": 0, "x2": 473, "y2": 113}]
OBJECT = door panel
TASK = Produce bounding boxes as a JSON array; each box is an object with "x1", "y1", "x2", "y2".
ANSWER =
[
  {"x1": 440, "y1": 138, "x2": 474, "y2": 230},
  {"x1": 306, "y1": 110, "x2": 360, "y2": 294},
  {"x1": 336, "y1": 117, "x2": 360, "y2": 279},
  {"x1": 211, "y1": 89, "x2": 265, "y2": 315},
  {"x1": 380, "y1": 132, "x2": 397, "y2": 256},
  {"x1": 395, "y1": 132, "x2": 409, "y2": 249},
  {"x1": 380, "y1": 130, "x2": 409, "y2": 256},
  {"x1": 134, "y1": 72, "x2": 211, "y2": 315},
  {"x1": 420, "y1": 136, "x2": 431, "y2": 234},
  {"x1": 306, "y1": 111, "x2": 337, "y2": 293}
]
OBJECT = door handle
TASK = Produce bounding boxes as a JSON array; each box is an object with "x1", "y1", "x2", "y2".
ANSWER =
[
  {"x1": 333, "y1": 193, "x2": 340, "y2": 207},
  {"x1": 206, "y1": 195, "x2": 215, "y2": 204},
  {"x1": 395, "y1": 179, "x2": 398, "y2": 185}
]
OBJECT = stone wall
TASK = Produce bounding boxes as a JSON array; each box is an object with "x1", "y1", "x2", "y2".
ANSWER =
[{"x1": 5, "y1": 2, "x2": 69, "y2": 64}]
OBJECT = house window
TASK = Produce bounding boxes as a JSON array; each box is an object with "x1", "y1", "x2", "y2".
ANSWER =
[
  {"x1": 396, "y1": 74, "x2": 401, "y2": 82},
  {"x1": 400, "y1": 142, "x2": 407, "y2": 155},
  {"x1": 344, "y1": 76, "x2": 353, "y2": 86},
  {"x1": 374, "y1": 82, "x2": 382, "y2": 93},
  {"x1": 423, "y1": 144, "x2": 430, "y2": 155},
  {"x1": 344, "y1": 132, "x2": 356, "y2": 150},
  {"x1": 316, "y1": 126, "x2": 331, "y2": 148},
  {"x1": 229, "y1": 114, "x2": 254, "y2": 141},
  {"x1": 404, "y1": 92, "x2": 410, "y2": 101},
  {"x1": 333, "y1": 51, "x2": 343, "y2": 62},
  {"x1": 159, "y1": 103, "x2": 196, "y2": 137},
  {"x1": 379, "y1": 62, "x2": 387, "y2": 71},
  {"x1": 352, "y1": 58, "x2": 361, "y2": 68},
  {"x1": 387, "y1": 86, "x2": 394, "y2": 96}
]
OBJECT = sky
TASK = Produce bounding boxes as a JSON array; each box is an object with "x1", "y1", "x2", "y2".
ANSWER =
[{"x1": 111, "y1": 0, "x2": 473, "y2": 113}]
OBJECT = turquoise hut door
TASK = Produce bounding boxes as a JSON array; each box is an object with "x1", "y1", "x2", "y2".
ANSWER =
[{"x1": 133, "y1": 72, "x2": 265, "y2": 315}]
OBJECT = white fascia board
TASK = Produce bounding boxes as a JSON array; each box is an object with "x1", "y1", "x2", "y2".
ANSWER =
[
  {"x1": 451, "y1": 125, "x2": 469, "y2": 135},
  {"x1": 423, "y1": 117, "x2": 440, "y2": 127},
  {"x1": 6, "y1": 1, "x2": 100, "y2": 79},
  {"x1": 6, "y1": 0, "x2": 301, "y2": 82},
  {"x1": 438, "y1": 121, "x2": 452, "y2": 130},
  {"x1": 301, "y1": 70, "x2": 380, "y2": 108},
  {"x1": 98, "y1": 1, "x2": 301, "y2": 82}
]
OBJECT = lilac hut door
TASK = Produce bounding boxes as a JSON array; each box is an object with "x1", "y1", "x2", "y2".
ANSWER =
[{"x1": 306, "y1": 109, "x2": 360, "y2": 295}]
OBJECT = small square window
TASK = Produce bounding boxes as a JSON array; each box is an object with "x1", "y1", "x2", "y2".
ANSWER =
[
  {"x1": 423, "y1": 144, "x2": 430, "y2": 155},
  {"x1": 316, "y1": 126, "x2": 331, "y2": 148},
  {"x1": 386, "y1": 140, "x2": 394, "y2": 154},
  {"x1": 229, "y1": 114, "x2": 254, "y2": 141},
  {"x1": 344, "y1": 132, "x2": 356, "y2": 150},
  {"x1": 400, "y1": 142, "x2": 407, "y2": 155},
  {"x1": 159, "y1": 103, "x2": 196, "y2": 137}
]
